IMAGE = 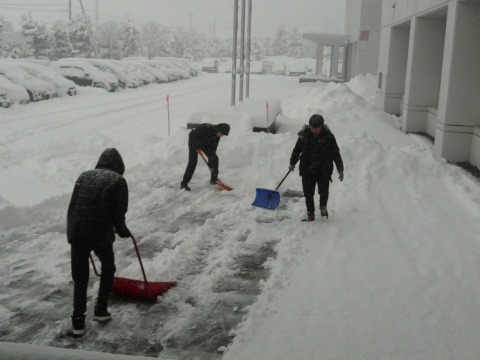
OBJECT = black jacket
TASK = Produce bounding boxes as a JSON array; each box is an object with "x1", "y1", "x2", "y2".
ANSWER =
[
  {"x1": 67, "y1": 148, "x2": 129, "y2": 243},
  {"x1": 290, "y1": 125, "x2": 343, "y2": 180},
  {"x1": 189, "y1": 123, "x2": 221, "y2": 155}
]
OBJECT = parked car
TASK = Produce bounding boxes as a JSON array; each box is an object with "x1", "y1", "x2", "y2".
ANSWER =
[
  {"x1": 51, "y1": 60, "x2": 119, "y2": 92},
  {"x1": 261, "y1": 60, "x2": 273, "y2": 74},
  {"x1": 202, "y1": 58, "x2": 219, "y2": 73},
  {"x1": 272, "y1": 61, "x2": 286, "y2": 75},
  {"x1": 59, "y1": 58, "x2": 141, "y2": 89},
  {"x1": 121, "y1": 59, "x2": 169, "y2": 83},
  {"x1": 112, "y1": 61, "x2": 156, "y2": 85},
  {"x1": 154, "y1": 57, "x2": 197, "y2": 77},
  {"x1": 288, "y1": 62, "x2": 307, "y2": 76},
  {"x1": 2, "y1": 60, "x2": 77, "y2": 97},
  {"x1": 0, "y1": 75, "x2": 30, "y2": 104},
  {"x1": 0, "y1": 63, "x2": 55, "y2": 101},
  {"x1": 250, "y1": 61, "x2": 265, "y2": 74},
  {"x1": 0, "y1": 92, "x2": 10, "y2": 108}
]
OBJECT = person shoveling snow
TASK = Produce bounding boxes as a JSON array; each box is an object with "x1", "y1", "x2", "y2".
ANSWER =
[{"x1": 289, "y1": 114, "x2": 344, "y2": 221}]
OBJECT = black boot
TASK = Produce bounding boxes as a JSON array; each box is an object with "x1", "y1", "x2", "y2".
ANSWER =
[
  {"x1": 302, "y1": 213, "x2": 315, "y2": 222},
  {"x1": 71, "y1": 314, "x2": 86, "y2": 336},
  {"x1": 180, "y1": 181, "x2": 190, "y2": 191},
  {"x1": 94, "y1": 306, "x2": 112, "y2": 322},
  {"x1": 320, "y1": 206, "x2": 328, "y2": 219}
]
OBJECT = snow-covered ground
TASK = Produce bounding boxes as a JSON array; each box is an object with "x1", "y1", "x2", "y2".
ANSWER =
[{"x1": 1, "y1": 72, "x2": 480, "y2": 359}]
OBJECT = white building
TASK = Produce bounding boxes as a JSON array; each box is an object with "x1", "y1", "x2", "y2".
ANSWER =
[
  {"x1": 375, "y1": 0, "x2": 480, "y2": 168},
  {"x1": 303, "y1": 0, "x2": 382, "y2": 82}
]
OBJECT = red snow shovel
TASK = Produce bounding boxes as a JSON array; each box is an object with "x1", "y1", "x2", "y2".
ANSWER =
[
  {"x1": 89, "y1": 235, "x2": 176, "y2": 300},
  {"x1": 197, "y1": 150, "x2": 233, "y2": 191}
]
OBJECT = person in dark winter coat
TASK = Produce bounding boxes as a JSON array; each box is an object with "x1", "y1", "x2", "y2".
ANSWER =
[
  {"x1": 289, "y1": 114, "x2": 344, "y2": 221},
  {"x1": 181, "y1": 123, "x2": 230, "y2": 191},
  {"x1": 67, "y1": 148, "x2": 131, "y2": 336}
]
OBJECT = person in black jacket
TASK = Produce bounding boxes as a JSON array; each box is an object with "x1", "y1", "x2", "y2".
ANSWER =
[
  {"x1": 181, "y1": 123, "x2": 230, "y2": 191},
  {"x1": 289, "y1": 115, "x2": 344, "y2": 221},
  {"x1": 67, "y1": 148, "x2": 131, "y2": 336}
]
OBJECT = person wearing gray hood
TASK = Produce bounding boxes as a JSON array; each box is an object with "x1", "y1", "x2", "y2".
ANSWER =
[
  {"x1": 181, "y1": 123, "x2": 230, "y2": 191},
  {"x1": 67, "y1": 148, "x2": 131, "y2": 336}
]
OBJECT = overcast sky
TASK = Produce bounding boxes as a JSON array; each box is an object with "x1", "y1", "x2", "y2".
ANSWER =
[{"x1": 0, "y1": 0, "x2": 346, "y2": 37}]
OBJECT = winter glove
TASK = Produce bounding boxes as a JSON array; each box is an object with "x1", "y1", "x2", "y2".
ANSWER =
[
  {"x1": 116, "y1": 224, "x2": 131, "y2": 238},
  {"x1": 289, "y1": 164, "x2": 295, "y2": 172},
  {"x1": 338, "y1": 171, "x2": 344, "y2": 182}
]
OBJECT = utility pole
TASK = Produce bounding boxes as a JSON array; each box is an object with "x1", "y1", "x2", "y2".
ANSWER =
[
  {"x1": 213, "y1": 16, "x2": 216, "y2": 37},
  {"x1": 189, "y1": 10, "x2": 193, "y2": 58},
  {"x1": 231, "y1": 0, "x2": 238, "y2": 107},
  {"x1": 69, "y1": 0, "x2": 72, "y2": 21},
  {"x1": 239, "y1": 0, "x2": 246, "y2": 102},
  {"x1": 245, "y1": 0, "x2": 252, "y2": 98},
  {"x1": 96, "y1": 0, "x2": 99, "y2": 32}
]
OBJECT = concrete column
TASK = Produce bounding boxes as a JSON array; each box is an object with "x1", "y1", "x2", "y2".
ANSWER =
[
  {"x1": 330, "y1": 45, "x2": 340, "y2": 80},
  {"x1": 375, "y1": 25, "x2": 409, "y2": 116},
  {"x1": 402, "y1": 16, "x2": 446, "y2": 134},
  {"x1": 315, "y1": 44, "x2": 323, "y2": 76},
  {"x1": 434, "y1": 1, "x2": 480, "y2": 163}
]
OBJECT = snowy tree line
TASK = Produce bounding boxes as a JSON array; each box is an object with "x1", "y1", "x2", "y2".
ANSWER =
[{"x1": 0, "y1": 13, "x2": 316, "y2": 61}]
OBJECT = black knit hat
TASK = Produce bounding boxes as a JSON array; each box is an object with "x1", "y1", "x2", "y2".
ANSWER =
[
  {"x1": 309, "y1": 114, "x2": 324, "y2": 128},
  {"x1": 215, "y1": 123, "x2": 230, "y2": 136}
]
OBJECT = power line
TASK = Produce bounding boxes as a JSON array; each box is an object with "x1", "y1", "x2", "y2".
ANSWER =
[{"x1": 0, "y1": 5, "x2": 67, "y2": 12}]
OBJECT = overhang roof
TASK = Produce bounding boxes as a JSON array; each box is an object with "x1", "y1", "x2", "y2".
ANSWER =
[{"x1": 303, "y1": 33, "x2": 350, "y2": 46}]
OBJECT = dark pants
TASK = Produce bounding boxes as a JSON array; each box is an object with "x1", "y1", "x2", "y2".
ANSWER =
[
  {"x1": 182, "y1": 140, "x2": 218, "y2": 183},
  {"x1": 71, "y1": 235, "x2": 116, "y2": 317},
  {"x1": 302, "y1": 173, "x2": 330, "y2": 215}
]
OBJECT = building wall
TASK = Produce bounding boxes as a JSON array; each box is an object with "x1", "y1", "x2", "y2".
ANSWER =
[
  {"x1": 377, "y1": 0, "x2": 480, "y2": 167},
  {"x1": 345, "y1": 0, "x2": 362, "y2": 34},
  {"x1": 346, "y1": 0, "x2": 383, "y2": 76}
]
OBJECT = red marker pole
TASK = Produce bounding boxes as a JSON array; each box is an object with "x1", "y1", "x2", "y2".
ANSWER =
[
  {"x1": 166, "y1": 94, "x2": 170, "y2": 137},
  {"x1": 266, "y1": 102, "x2": 269, "y2": 134}
]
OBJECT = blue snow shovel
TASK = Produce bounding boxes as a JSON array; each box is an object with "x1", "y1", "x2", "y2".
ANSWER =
[{"x1": 252, "y1": 170, "x2": 292, "y2": 210}]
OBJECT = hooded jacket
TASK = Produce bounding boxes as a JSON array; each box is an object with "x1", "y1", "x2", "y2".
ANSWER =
[
  {"x1": 290, "y1": 125, "x2": 343, "y2": 180},
  {"x1": 189, "y1": 123, "x2": 229, "y2": 155},
  {"x1": 67, "y1": 148, "x2": 129, "y2": 243}
]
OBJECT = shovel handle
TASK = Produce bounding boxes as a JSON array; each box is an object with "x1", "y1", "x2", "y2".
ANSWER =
[
  {"x1": 197, "y1": 150, "x2": 212, "y2": 172},
  {"x1": 275, "y1": 170, "x2": 292, "y2": 191},
  {"x1": 131, "y1": 235, "x2": 149, "y2": 283},
  {"x1": 89, "y1": 234, "x2": 149, "y2": 284}
]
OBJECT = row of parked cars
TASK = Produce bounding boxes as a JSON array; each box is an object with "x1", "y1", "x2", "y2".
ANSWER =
[{"x1": 0, "y1": 57, "x2": 197, "y2": 108}]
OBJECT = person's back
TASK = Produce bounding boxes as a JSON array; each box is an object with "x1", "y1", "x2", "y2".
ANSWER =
[{"x1": 67, "y1": 148, "x2": 129, "y2": 242}]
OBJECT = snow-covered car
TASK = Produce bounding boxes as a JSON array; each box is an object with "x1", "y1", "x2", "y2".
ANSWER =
[
  {"x1": 0, "y1": 63, "x2": 55, "y2": 101},
  {"x1": 272, "y1": 61, "x2": 286, "y2": 75},
  {"x1": 0, "y1": 75, "x2": 30, "y2": 104},
  {"x1": 60, "y1": 58, "x2": 141, "y2": 89},
  {"x1": 2, "y1": 60, "x2": 77, "y2": 97},
  {"x1": 0, "y1": 91, "x2": 11, "y2": 108},
  {"x1": 202, "y1": 58, "x2": 219, "y2": 73},
  {"x1": 111, "y1": 61, "x2": 155, "y2": 86},
  {"x1": 121, "y1": 60, "x2": 169, "y2": 83},
  {"x1": 288, "y1": 62, "x2": 307, "y2": 76},
  {"x1": 154, "y1": 57, "x2": 195, "y2": 78},
  {"x1": 250, "y1": 61, "x2": 265, "y2": 74},
  {"x1": 51, "y1": 60, "x2": 119, "y2": 92}
]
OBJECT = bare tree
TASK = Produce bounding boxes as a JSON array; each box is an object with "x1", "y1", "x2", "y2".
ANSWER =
[
  {"x1": 140, "y1": 21, "x2": 168, "y2": 59},
  {"x1": 97, "y1": 21, "x2": 122, "y2": 59}
]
